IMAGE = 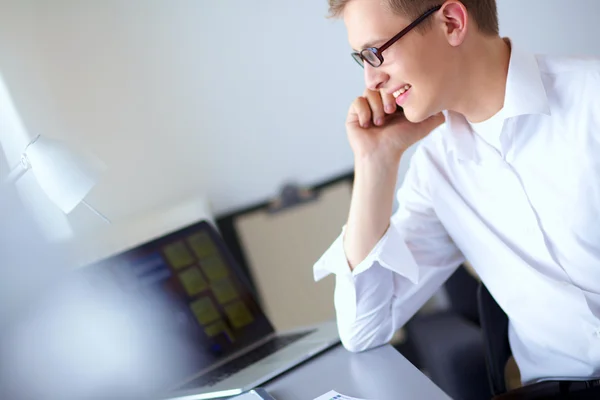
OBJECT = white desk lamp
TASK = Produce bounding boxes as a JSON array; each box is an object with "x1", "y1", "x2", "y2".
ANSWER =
[{"x1": 5, "y1": 134, "x2": 110, "y2": 223}]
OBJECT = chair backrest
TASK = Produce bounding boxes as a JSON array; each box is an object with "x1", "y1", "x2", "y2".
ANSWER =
[
  {"x1": 444, "y1": 265, "x2": 480, "y2": 326},
  {"x1": 477, "y1": 283, "x2": 512, "y2": 396}
]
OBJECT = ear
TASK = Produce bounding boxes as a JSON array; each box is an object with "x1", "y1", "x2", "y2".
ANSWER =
[{"x1": 438, "y1": 1, "x2": 468, "y2": 46}]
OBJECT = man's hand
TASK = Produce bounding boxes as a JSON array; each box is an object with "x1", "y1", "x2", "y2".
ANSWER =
[{"x1": 346, "y1": 88, "x2": 445, "y2": 163}]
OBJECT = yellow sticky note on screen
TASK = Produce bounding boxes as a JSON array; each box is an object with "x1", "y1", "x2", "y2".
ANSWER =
[
  {"x1": 211, "y1": 278, "x2": 239, "y2": 304},
  {"x1": 187, "y1": 232, "x2": 218, "y2": 259},
  {"x1": 224, "y1": 300, "x2": 254, "y2": 329},
  {"x1": 204, "y1": 320, "x2": 234, "y2": 341},
  {"x1": 200, "y1": 256, "x2": 229, "y2": 281},
  {"x1": 178, "y1": 267, "x2": 208, "y2": 296},
  {"x1": 190, "y1": 297, "x2": 221, "y2": 325},
  {"x1": 163, "y1": 241, "x2": 195, "y2": 270}
]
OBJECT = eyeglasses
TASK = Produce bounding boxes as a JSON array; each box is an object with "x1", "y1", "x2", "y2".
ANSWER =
[{"x1": 351, "y1": 5, "x2": 442, "y2": 68}]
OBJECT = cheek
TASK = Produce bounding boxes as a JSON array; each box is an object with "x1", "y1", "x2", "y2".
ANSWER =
[
  {"x1": 392, "y1": 48, "x2": 432, "y2": 87},
  {"x1": 407, "y1": 38, "x2": 447, "y2": 84},
  {"x1": 411, "y1": 58, "x2": 446, "y2": 103},
  {"x1": 384, "y1": 48, "x2": 408, "y2": 78}
]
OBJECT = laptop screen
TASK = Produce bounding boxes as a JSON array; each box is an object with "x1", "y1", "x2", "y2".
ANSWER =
[{"x1": 83, "y1": 220, "x2": 275, "y2": 375}]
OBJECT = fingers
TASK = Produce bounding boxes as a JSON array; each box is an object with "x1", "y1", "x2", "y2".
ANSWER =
[
  {"x1": 381, "y1": 91, "x2": 397, "y2": 115},
  {"x1": 348, "y1": 90, "x2": 400, "y2": 129},
  {"x1": 349, "y1": 96, "x2": 372, "y2": 128},
  {"x1": 364, "y1": 89, "x2": 385, "y2": 126}
]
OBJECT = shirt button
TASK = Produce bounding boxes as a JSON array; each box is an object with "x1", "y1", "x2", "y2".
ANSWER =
[{"x1": 594, "y1": 328, "x2": 600, "y2": 338}]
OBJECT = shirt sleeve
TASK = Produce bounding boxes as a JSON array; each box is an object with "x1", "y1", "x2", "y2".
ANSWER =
[{"x1": 313, "y1": 141, "x2": 465, "y2": 352}]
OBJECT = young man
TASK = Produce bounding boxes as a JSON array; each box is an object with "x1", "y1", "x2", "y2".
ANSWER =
[{"x1": 314, "y1": 0, "x2": 600, "y2": 397}]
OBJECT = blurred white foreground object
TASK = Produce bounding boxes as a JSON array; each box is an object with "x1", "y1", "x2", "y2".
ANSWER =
[{"x1": 0, "y1": 182, "x2": 195, "y2": 400}]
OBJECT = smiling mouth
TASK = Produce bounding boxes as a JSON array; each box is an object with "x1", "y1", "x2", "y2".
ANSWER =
[{"x1": 393, "y1": 84, "x2": 412, "y2": 98}]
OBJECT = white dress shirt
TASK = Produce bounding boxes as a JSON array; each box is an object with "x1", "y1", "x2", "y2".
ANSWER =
[
  {"x1": 468, "y1": 107, "x2": 505, "y2": 152},
  {"x1": 314, "y1": 41, "x2": 600, "y2": 385}
]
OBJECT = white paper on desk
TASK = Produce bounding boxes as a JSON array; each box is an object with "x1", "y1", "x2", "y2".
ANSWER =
[{"x1": 313, "y1": 390, "x2": 371, "y2": 400}]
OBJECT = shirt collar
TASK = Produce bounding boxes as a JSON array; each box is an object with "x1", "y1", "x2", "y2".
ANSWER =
[
  {"x1": 503, "y1": 40, "x2": 551, "y2": 119},
  {"x1": 445, "y1": 39, "x2": 551, "y2": 162},
  {"x1": 444, "y1": 110, "x2": 478, "y2": 162}
]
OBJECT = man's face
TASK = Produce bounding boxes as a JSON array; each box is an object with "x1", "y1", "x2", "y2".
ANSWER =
[{"x1": 344, "y1": 0, "x2": 454, "y2": 122}]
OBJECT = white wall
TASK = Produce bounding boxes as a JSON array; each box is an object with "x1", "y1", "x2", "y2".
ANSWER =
[
  {"x1": 0, "y1": 0, "x2": 361, "y2": 232},
  {"x1": 497, "y1": 0, "x2": 600, "y2": 56},
  {"x1": 0, "y1": 0, "x2": 598, "y2": 233}
]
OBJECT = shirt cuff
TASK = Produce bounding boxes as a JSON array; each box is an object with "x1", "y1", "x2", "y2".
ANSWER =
[
  {"x1": 313, "y1": 224, "x2": 420, "y2": 284},
  {"x1": 313, "y1": 227, "x2": 351, "y2": 281}
]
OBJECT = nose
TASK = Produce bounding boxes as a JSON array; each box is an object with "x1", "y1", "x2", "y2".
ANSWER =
[{"x1": 364, "y1": 64, "x2": 388, "y2": 91}]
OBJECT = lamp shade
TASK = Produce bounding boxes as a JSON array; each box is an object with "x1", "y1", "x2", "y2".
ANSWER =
[{"x1": 24, "y1": 136, "x2": 105, "y2": 214}]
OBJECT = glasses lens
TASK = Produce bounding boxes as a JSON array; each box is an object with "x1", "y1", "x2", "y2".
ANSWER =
[
  {"x1": 361, "y1": 49, "x2": 381, "y2": 67},
  {"x1": 351, "y1": 52, "x2": 364, "y2": 68}
]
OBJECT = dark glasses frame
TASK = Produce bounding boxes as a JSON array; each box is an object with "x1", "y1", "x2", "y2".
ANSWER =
[{"x1": 351, "y1": 5, "x2": 443, "y2": 68}]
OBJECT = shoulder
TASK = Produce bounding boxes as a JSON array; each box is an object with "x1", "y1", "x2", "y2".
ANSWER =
[
  {"x1": 536, "y1": 54, "x2": 600, "y2": 90},
  {"x1": 535, "y1": 54, "x2": 600, "y2": 145},
  {"x1": 536, "y1": 54, "x2": 600, "y2": 117},
  {"x1": 536, "y1": 53, "x2": 600, "y2": 76}
]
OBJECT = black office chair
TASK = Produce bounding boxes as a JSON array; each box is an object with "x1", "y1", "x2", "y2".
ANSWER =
[
  {"x1": 403, "y1": 269, "x2": 516, "y2": 400},
  {"x1": 403, "y1": 266, "x2": 492, "y2": 400},
  {"x1": 477, "y1": 283, "x2": 512, "y2": 397}
]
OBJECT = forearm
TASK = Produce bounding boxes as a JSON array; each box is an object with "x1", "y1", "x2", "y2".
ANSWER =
[
  {"x1": 334, "y1": 263, "x2": 397, "y2": 352},
  {"x1": 336, "y1": 259, "x2": 461, "y2": 353},
  {"x1": 344, "y1": 153, "x2": 402, "y2": 270}
]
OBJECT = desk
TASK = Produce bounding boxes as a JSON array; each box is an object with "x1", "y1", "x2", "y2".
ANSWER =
[{"x1": 264, "y1": 344, "x2": 452, "y2": 400}]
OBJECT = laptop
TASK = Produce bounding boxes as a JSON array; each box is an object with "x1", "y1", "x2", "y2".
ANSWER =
[{"x1": 84, "y1": 220, "x2": 339, "y2": 400}]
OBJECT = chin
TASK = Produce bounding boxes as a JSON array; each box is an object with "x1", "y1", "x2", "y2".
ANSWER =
[
  {"x1": 403, "y1": 100, "x2": 440, "y2": 124},
  {"x1": 402, "y1": 106, "x2": 429, "y2": 123}
]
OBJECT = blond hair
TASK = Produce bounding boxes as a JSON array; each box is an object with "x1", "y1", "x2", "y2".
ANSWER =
[{"x1": 328, "y1": 0, "x2": 499, "y2": 35}]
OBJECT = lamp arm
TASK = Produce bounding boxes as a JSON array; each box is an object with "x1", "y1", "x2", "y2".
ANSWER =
[
  {"x1": 81, "y1": 200, "x2": 111, "y2": 224},
  {"x1": 5, "y1": 161, "x2": 27, "y2": 183}
]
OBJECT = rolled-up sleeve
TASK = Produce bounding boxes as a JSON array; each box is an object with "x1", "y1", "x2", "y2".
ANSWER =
[{"x1": 313, "y1": 141, "x2": 465, "y2": 352}]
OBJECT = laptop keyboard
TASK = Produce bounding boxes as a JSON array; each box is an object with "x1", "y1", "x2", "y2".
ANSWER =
[{"x1": 182, "y1": 331, "x2": 314, "y2": 388}]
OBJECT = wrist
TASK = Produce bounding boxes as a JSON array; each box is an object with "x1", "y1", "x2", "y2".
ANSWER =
[
  {"x1": 354, "y1": 151, "x2": 403, "y2": 175},
  {"x1": 353, "y1": 155, "x2": 401, "y2": 198}
]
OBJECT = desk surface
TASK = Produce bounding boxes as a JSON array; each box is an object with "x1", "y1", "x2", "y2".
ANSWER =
[{"x1": 264, "y1": 344, "x2": 451, "y2": 400}]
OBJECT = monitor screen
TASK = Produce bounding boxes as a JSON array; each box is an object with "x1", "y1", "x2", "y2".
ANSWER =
[{"x1": 82, "y1": 220, "x2": 275, "y2": 379}]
